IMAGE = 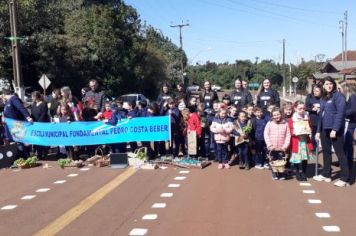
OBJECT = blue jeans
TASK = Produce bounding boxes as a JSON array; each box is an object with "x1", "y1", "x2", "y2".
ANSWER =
[
  {"x1": 216, "y1": 143, "x2": 228, "y2": 164},
  {"x1": 255, "y1": 140, "x2": 267, "y2": 166},
  {"x1": 236, "y1": 142, "x2": 249, "y2": 166}
]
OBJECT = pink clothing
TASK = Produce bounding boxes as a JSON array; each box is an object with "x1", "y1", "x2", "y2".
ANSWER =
[
  {"x1": 210, "y1": 117, "x2": 234, "y2": 143},
  {"x1": 264, "y1": 120, "x2": 291, "y2": 151}
]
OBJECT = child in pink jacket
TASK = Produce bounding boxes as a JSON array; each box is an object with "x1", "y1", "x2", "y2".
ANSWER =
[
  {"x1": 210, "y1": 108, "x2": 234, "y2": 169},
  {"x1": 264, "y1": 107, "x2": 291, "y2": 180}
]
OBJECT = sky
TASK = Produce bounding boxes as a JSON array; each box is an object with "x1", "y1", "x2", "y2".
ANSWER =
[{"x1": 124, "y1": 0, "x2": 356, "y2": 65}]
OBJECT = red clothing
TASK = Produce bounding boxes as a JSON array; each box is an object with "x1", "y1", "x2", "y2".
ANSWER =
[
  {"x1": 187, "y1": 112, "x2": 202, "y2": 137},
  {"x1": 288, "y1": 116, "x2": 313, "y2": 153},
  {"x1": 102, "y1": 110, "x2": 113, "y2": 120}
]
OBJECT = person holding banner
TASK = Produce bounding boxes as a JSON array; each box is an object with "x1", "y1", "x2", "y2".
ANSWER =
[
  {"x1": 314, "y1": 77, "x2": 349, "y2": 187},
  {"x1": 30, "y1": 91, "x2": 50, "y2": 159},
  {"x1": 339, "y1": 81, "x2": 356, "y2": 171}
]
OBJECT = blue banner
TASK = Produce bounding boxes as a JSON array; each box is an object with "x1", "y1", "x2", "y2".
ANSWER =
[{"x1": 5, "y1": 117, "x2": 171, "y2": 146}]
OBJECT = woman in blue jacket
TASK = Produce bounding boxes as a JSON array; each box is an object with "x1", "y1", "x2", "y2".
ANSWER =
[
  {"x1": 339, "y1": 81, "x2": 356, "y2": 171},
  {"x1": 314, "y1": 77, "x2": 349, "y2": 187}
]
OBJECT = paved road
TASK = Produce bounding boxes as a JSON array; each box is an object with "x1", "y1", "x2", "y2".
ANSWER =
[{"x1": 0, "y1": 158, "x2": 355, "y2": 235}]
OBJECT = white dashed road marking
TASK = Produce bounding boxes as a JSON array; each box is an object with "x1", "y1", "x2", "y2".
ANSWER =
[
  {"x1": 1, "y1": 205, "x2": 17, "y2": 210},
  {"x1": 303, "y1": 190, "x2": 316, "y2": 194},
  {"x1": 54, "y1": 180, "x2": 66, "y2": 184},
  {"x1": 315, "y1": 213, "x2": 331, "y2": 218},
  {"x1": 36, "y1": 188, "x2": 51, "y2": 193},
  {"x1": 322, "y1": 226, "x2": 340, "y2": 232},
  {"x1": 168, "y1": 184, "x2": 180, "y2": 188},
  {"x1": 151, "y1": 203, "x2": 166, "y2": 208},
  {"x1": 80, "y1": 168, "x2": 90, "y2": 171},
  {"x1": 142, "y1": 214, "x2": 158, "y2": 220},
  {"x1": 308, "y1": 199, "x2": 322, "y2": 204},
  {"x1": 21, "y1": 195, "x2": 36, "y2": 200},
  {"x1": 160, "y1": 193, "x2": 173, "y2": 198},
  {"x1": 179, "y1": 170, "x2": 190, "y2": 174},
  {"x1": 129, "y1": 228, "x2": 148, "y2": 236},
  {"x1": 174, "y1": 176, "x2": 186, "y2": 180},
  {"x1": 67, "y1": 174, "x2": 79, "y2": 177},
  {"x1": 300, "y1": 183, "x2": 312, "y2": 186}
]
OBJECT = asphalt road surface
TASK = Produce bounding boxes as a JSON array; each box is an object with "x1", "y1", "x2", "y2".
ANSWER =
[{"x1": 0, "y1": 157, "x2": 355, "y2": 236}]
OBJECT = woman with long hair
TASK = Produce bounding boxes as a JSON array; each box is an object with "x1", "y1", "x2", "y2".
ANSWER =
[
  {"x1": 339, "y1": 81, "x2": 356, "y2": 171},
  {"x1": 314, "y1": 77, "x2": 349, "y2": 187}
]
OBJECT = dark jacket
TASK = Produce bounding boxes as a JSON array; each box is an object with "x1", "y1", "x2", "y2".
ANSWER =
[
  {"x1": 200, "y1": 89, "x2": 218, "y2": 109},
  {"x1": 3, "y1": 95, "x2": 30, "y2": 121},
  {"x1": 229, "y1": 89, "x2": 253, "y2": 109},
  {"x1": 305, "y1": 94, "x2": 321, "y2": 127},
  {"x1": 157, "y1": 93, "x2": 172, "y2": 107},
  {"x1": 251, "y1": 117, "x2": 268, "y2": 141},
  {"x1": 345, "y1": 94, "x2": 356, "y2": 129},
  {"x1": 256, "y1": 89, "x2": 280, "y2": 110},
  {"x1": 317, "y1": 91, "x2": 346, "y2": 133},
  {"x1": 31, "y1": 102, "x2": 50, "y2": 122},
  {"x1": 83, "y1": 89, "x2": 107, "y2": 112}
]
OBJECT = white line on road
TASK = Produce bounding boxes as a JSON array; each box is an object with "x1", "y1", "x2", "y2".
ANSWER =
[
  {"x1": 322, "y1": 226, "x2": 340, "y2": 232},
  {"x1": 67, "y1": 174, "x2": 79, "y2": 177},
  {"x1": 300, "y1": 183, "x2": 312, "y2": 186},
  {"x1": 54, "y1": 180, "x2": 66, "y2": 184},
  {"x1": 179, "y1": 170, "x2": 190, "y2": 174},
  {"x1": 168, "y1": 184, "x2": 180, "y2": 188},
  {"x1": 36, "y1": 188, "x2": 51, "y2": 193},
  {"x1": 129, "y1": 228, "x2": 148, "y2": 236},
  {"x1": 303, "y1": 190, "x2": 316, "y2": 194},
  {"x1": 1, "y1": 205, "x2": 17, "y2": 210},
  {"x1": 160, "y1": 193, "x2": 173, "y2": 198},
  {"x1": 80, "y1": 168, "x2": 90, "y2": 171},
  {"x1": 142, "y1": 214, "x2": 158, "y2": 220},
  {"x1": 152, "y1": 203, "x2": 166, "y2": 208},
  {"x1": 308, "y1": 199, "x2": 322, "y2": 204},
  {"x1": 21, "y1": 195, "x2": 36, "y2": 200},
  {"x1": 174, "y1": 176, "x2": 186, "y2": 180},
  {"x1": 315, "y1": 213, "x2": 331, "y2": 218}
]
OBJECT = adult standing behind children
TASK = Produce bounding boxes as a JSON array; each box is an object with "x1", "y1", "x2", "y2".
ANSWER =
[
  {"x1": 256, "y1": 79, "x2": 280, "y2": 110},
  {"x1": 84, "y1": 79, "x2": 108, "y2": 112},
  {"x1": 200, "y1": 81, "x2": 218, "y2": 110},
  {"x1": 305, "y1": 84, "x2": 322, "y2": 150},
  {"x1": 229, "y1": 79, "x2": 252, "y2": 110},
  {"x1": 339, "y1": 81, "x2": 356, "y2": 172},
  {"x1": 314, "y1": 77, "x2": 349, "y2": 187}
]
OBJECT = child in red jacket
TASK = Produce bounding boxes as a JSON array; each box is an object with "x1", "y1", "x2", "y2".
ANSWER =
[
  {"x1": 181, "y1": 108, "x2": 202, "y2": 157},
  {"x1": 288, "y1": 101, "x2": 313, "y2": 181}
]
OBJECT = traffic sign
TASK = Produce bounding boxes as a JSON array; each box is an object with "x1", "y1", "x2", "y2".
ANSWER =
[
  {"x1": 38, "y1": 74, "x2": 51, "y2": 90},
  {"x1": 292, "y1": 77, "x2": 299, "y2": 83}
]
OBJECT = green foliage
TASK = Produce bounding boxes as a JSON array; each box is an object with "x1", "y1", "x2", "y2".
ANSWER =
[{"x1": 0, "y1": 0, "x2": 180, "y2": 99}]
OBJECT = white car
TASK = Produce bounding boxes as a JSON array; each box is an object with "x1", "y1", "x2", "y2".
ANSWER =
[
  {"x1": 118, "y1": 94, "x2": 150, "y2": 106},
  {"x1": 187, "y1": 85, "x2": 200, "y2": 92},
  {"x1": 212, "y1": 85, "x2": 221, "y2": 91}
]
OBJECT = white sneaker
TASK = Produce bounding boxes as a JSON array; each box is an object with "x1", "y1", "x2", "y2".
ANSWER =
[
  {"x1": 334, "y1": 180, "x2": 350, "y2": 187},
  {"x1": 255, "y1": 165, "x2": 264, "y2": 170},
  {"x1": 313, "y1": 175, "x2": 331, "y2": 182}
]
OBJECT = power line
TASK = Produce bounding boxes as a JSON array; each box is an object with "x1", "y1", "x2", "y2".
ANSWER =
[{"x1": 248, "y1": 0, "x2": 342, "y2": 15}]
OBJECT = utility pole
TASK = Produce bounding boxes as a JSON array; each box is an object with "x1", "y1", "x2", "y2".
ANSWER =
[
  {"x1": 282, "y1": 39, "x2": 286, "y2": 97},
  {"x1": 344, "y1": 10, "x2": 348, "y2": 62},
  {"x1": 9, "y1": 0, "x2": 24, "y2": 99},
  {"x1": 170, "y1": 21, "x2": 189, "y2": 84},
  {"x1": 289, "y1": 63, "x2": 292, "y2": 96},
  {"x1": 339, "y1": 20, "x2": 345, "y2": 68}
]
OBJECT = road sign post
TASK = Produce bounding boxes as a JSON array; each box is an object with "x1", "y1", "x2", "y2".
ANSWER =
[{"x1": 38, "y1": 74, "x2": 51, "y2": 96}]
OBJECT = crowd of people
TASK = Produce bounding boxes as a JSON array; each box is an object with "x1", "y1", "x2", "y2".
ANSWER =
[{"x1": 1, "y1": 76, "x2": 355, "y2": 187}]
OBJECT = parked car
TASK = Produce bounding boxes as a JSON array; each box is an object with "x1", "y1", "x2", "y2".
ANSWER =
[
  {"x1": 187, "y1": 85, "x2": 200, "y2": 92},
  {"x1": 212, "y1": 85, "x2": 221, "y2": 91},
  {"x1": 118, "y1": 94, "x2": 150, "y2": 106}
]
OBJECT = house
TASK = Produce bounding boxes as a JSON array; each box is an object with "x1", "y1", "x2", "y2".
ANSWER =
[{"x1": 313, "y1": 51, "x2": 356, "y2": 82}]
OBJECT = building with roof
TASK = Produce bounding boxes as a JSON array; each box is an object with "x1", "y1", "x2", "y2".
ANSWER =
[{"x1": 313, "y1": 51, "x2": 356, "y2": 82}]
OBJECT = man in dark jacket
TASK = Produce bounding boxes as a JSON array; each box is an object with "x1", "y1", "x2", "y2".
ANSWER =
[{"x1": 83, "y1": 79, "x2": 108, "y2": 112}]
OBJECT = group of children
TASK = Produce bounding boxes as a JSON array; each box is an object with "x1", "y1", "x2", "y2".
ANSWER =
[{"x1": 208, "y1": 100, "x2": 314, "y2": 181}]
